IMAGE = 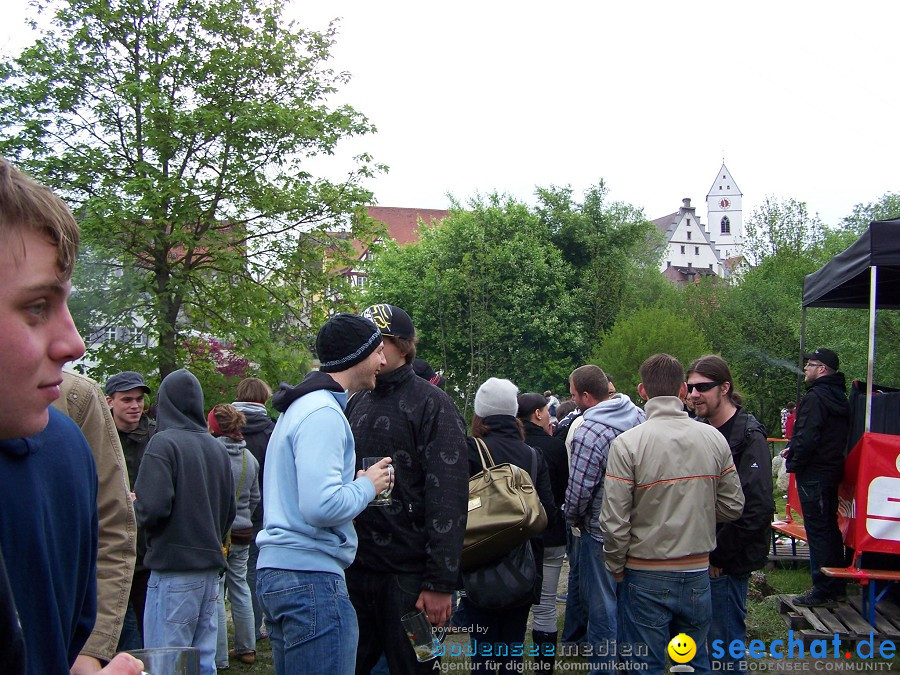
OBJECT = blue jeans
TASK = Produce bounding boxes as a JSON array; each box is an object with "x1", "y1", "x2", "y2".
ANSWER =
[
  {"x1": 693, "y1": 573, "x2": 749, "y2": 675},
  {"x1": 257, "y1": 568, "x2": 358, "y2": 675},
  {"x1": 346, "y1": 568, "x2": 435, "y2": 674},
  {"x1": 579, "y1": 536, "x2": 618, "y2": 671},
  {"x1": 215, "y1": 545, "x2": 255, "y2": 666},
  {"x1": 561, "y1": 530, "x2": 588, "y2": 644},
  {"x1": 144, "y1": 569, "x2": 220, "y2": 675},
  {"x1": 619, "y1": 569, "x2": 711, "y2": 673},
  {"x1": 796, "y1": 478, "x2": 847, "y2": 598}
]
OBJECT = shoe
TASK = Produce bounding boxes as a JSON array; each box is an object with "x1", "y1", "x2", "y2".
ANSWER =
[
  {"x1": 794, "y1": 590, "x2": 840, "y2": 608},
  {"x1": 229, "y1": 649, "x2": 256, "y2": 665}
]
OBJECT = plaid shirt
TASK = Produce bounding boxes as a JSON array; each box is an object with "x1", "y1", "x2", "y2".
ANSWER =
[{"x1": 565, "y1": 418, "x2": 621, "y2": 541}]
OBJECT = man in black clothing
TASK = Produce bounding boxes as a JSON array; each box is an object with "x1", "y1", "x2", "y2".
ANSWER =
[
  {"x1": 786, "y1": 348, "x2": 851, "y2": 607},
  {"x1": 688, "y1": 355, "x2": 774, "y2": 674},
  {"x1": 346, "y1": 304, "x2": 469, "y2": 674},
  {"x1": 105, "y1": 370, "x2": 155, "y2": 649}
]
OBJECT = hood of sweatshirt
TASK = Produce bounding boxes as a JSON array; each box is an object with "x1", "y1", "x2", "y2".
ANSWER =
[
  {"x1": 806, "y1": 372, "x2": 850, "y2": 415},
  {"x1": 218, "y1": 435, "x2": 247, "y2": 457},
  {"x1": 271, "y1": 371, "x2": 344, "y2": 413},
  {"x1": 583, "y1": 392, "x2": 645, "y2": 433},
  {"x1": 155, "y1": 369, "x2": 207, "y2": 433},
  {"x1": 232, "y1": 401, "x2": 274, "y2": 433}
]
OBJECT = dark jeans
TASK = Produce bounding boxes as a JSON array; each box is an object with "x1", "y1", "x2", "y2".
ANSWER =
[
  {"x1": 346, "y1": 568, "x2": 434, "y2": 675},
  {"x1": 461, "y1": 597, "x2": 530, "y2": 673},
  {"x1": 116, "y1": 602, "x2": 142, "y2": 652},
  {"x1": 248, "y1": 529, "x2": 263, "y2": 637},
  {"x1": 619, "y1": 569, "x2": 712, "y2": 674},
  {"x1": 694, "y1": 573, "x2": 749, "y2": 675},
  {"x1": 561, "y1": 530, "x2": 588, "y2": 644},
  {"x1": 796, "y1": 477, "x2": 847, "y2": 598},
  {"x1": 117, "y1": 566, "x2": 151, "y2": 651}
]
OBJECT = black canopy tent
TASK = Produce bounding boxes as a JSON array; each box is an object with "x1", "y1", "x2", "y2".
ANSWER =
[{"x1": 801, "y1": 218, "x2": 900, "y2": 430}]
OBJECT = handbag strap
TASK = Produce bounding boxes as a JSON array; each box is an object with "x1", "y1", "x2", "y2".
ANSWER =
[{"x1": 473, "y1": 437, "x2": 496, "y2": 470}]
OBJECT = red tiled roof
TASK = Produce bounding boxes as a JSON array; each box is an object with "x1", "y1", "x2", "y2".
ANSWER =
[{"x1": 366, "y1": 206, "x2": 450, "y2": 245}]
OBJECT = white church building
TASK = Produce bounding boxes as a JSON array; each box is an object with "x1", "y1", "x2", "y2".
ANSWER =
[{"x1": 654, "y1": 163, "x2": 744, "y2": 282}]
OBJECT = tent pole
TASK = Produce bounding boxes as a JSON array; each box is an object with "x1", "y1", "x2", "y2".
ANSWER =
[
  {"x1": 798, "y1": 306, "x2": 807, "y2": 405},
  {"x1": 865, "y1": 266, "x2": 878, "y2": 432}
]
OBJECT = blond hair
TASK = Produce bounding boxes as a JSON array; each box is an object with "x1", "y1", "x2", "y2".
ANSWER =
[{"x1": 0, "y1": 157, "x2": 79, "y2": 278}]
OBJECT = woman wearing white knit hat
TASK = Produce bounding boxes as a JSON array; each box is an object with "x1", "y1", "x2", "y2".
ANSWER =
[{"x1": 460, "y1": 377, "x2": 558, "y2": 673}]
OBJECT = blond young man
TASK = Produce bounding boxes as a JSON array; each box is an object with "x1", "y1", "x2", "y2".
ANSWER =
[{"x1": 0, "y1": 156, "x2": 143, "y2": 674}]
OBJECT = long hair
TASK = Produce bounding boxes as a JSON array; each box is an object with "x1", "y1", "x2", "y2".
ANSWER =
[
  {"x1": 471, "y1": 415, "x2": 525, "y2": 441},
  {"x1": 687, "y1": 354, "x2": 743, "y2": 406}
]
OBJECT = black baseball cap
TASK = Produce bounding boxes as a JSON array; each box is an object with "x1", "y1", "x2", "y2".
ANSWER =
[
  {"x1": 803, "y1": 348, "x2": 839, "y2": 371},
  {"x1": 105, "y1": 371, "x2": 151, "y2": 396},
  {"x1": 361, "y1": 303, "x2": 415, "y2": 339}
]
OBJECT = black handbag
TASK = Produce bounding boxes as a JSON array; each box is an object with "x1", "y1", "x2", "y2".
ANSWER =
[{"x1": 462, "y1": 540, "x2": 537, "y2": 611}]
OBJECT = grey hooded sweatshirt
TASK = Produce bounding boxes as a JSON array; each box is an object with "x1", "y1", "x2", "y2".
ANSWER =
[{"x1": 134, "y1": 369, "x2": 236, "y2": 571}]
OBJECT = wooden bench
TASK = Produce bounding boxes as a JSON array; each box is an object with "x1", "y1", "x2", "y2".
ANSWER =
[
  {"x1": 822, "y1": 566, "x2": 900, "y2": 627},
  {"x1": 771, "y1": 473, "x2": 807, "y2": 557}
]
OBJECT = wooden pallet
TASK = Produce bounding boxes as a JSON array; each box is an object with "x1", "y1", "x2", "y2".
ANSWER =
[{"x1": 778, "y1": 594, "x2": 900, "y2": 650}]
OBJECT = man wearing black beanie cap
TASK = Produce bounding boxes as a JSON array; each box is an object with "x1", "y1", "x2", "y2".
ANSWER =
[{"x1": 256, "y1": 314, "x2": 394, "y2": 675}]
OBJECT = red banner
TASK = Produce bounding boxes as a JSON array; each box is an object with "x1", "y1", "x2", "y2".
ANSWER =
[{"x1": 839, "y1": 432, "x2": 900, "y2": 555}]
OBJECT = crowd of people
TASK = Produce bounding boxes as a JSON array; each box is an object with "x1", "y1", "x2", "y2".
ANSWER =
[{"x1": 0, "y1": 156, "x2": 854, "y2": 675}]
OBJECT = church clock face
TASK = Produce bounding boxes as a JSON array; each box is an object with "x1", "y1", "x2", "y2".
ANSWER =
[{"x1": 719, "y1": 198, "x2": 731, "y2": 209}]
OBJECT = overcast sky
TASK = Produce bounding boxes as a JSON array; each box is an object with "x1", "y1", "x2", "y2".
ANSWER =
[{"x1": 4, "y1": 1, "x2": 899, "y2": 227}]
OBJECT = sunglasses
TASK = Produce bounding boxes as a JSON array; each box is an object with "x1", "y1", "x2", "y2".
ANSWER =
[{"x1": 686, "y1": 381, "x2": 723, "y2": 393}]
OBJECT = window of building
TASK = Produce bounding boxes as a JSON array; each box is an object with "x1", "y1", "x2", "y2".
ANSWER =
[
  {"x1": 105, "y1": 326, "x2": 118, "y2": 342},
  {"x1": 721, "y1": 216, "x2": 731, "y2": 234},
  {"x1": 695, "y1": 246, "x2": 699, "y2": 255},
  {"x1": 709, "y1": 264, "x2": 713, "y2": 269},
  {"x1": 687, "y1": 231, "x2": 692, "y2": 240},
  {"x1": 680, "y1": 245, "x2": 685, "y2": 254}
]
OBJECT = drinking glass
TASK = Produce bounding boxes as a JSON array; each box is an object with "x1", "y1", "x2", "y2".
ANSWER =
[
  {"x1": 127, "y1": 647, "x2": 200, "y2": 675},
  {"x1": 401, "y1": 610, "x2": 445, "y2": 662},
  {"x1": 362, "y1": 456, "x2": 393, "y2": 506}
]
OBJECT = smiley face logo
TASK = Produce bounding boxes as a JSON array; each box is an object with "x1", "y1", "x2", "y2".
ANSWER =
[{"x1": 667, "y1": 633, "x2": 697, "y2": 664}]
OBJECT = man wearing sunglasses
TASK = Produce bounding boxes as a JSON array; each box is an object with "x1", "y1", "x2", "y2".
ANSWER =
[
  {"x1": 785, "y1": 348, "x2": 850, "y2": 608},
  {"x1": 687, "y1": 356, "x2": 774, "y2": 674}
]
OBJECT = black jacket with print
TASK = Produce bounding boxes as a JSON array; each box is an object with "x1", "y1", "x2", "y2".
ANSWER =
[{"x1": 346, "y1": 364, "x2": 469, "y2": 592}]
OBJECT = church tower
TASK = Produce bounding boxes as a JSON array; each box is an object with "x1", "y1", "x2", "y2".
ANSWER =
[{"x1": 706, "y1": 163, "x2": 742, "y2": 260}]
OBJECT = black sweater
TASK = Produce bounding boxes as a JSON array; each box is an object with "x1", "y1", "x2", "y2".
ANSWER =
[
  {"x1": 346, "y1": 364, "x2": 469, "y2": 592},
  {"x1": 522, "y1": 420, "x2": 568, "y2": 547}
]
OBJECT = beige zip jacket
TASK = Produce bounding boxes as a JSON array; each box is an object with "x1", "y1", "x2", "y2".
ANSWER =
[
  {"x1": 600, "y1": 396, "x2": 744, "y2": 576},
  {"x1": 53, "y1": 371, "x2": 136, "y2": 662}
]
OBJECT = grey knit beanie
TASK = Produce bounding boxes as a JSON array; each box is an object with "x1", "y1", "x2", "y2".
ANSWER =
[{"x1": 474, "y1": 377, "x2": 519, "y2": 418}]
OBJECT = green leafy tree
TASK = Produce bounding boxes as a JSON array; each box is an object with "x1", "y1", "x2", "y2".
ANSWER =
[
  {"x1": 367, "y1": 193, "x2": 587, "y2": 417},
  {"x1": 592, "y1": 306, "x2": 712, "y2": 403},
  {"x1": 0, "y1": 0, "x2": 381, "y2": 381},
  {"x1": 840, "y1": 192, "x2": 900, "y2": 235},
  {"x1": 536, "y1": 182, "x2": 662, "y2": 337},
  {"x1": 743, "y1": 196, "x2": 825, "y2": 264}
]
